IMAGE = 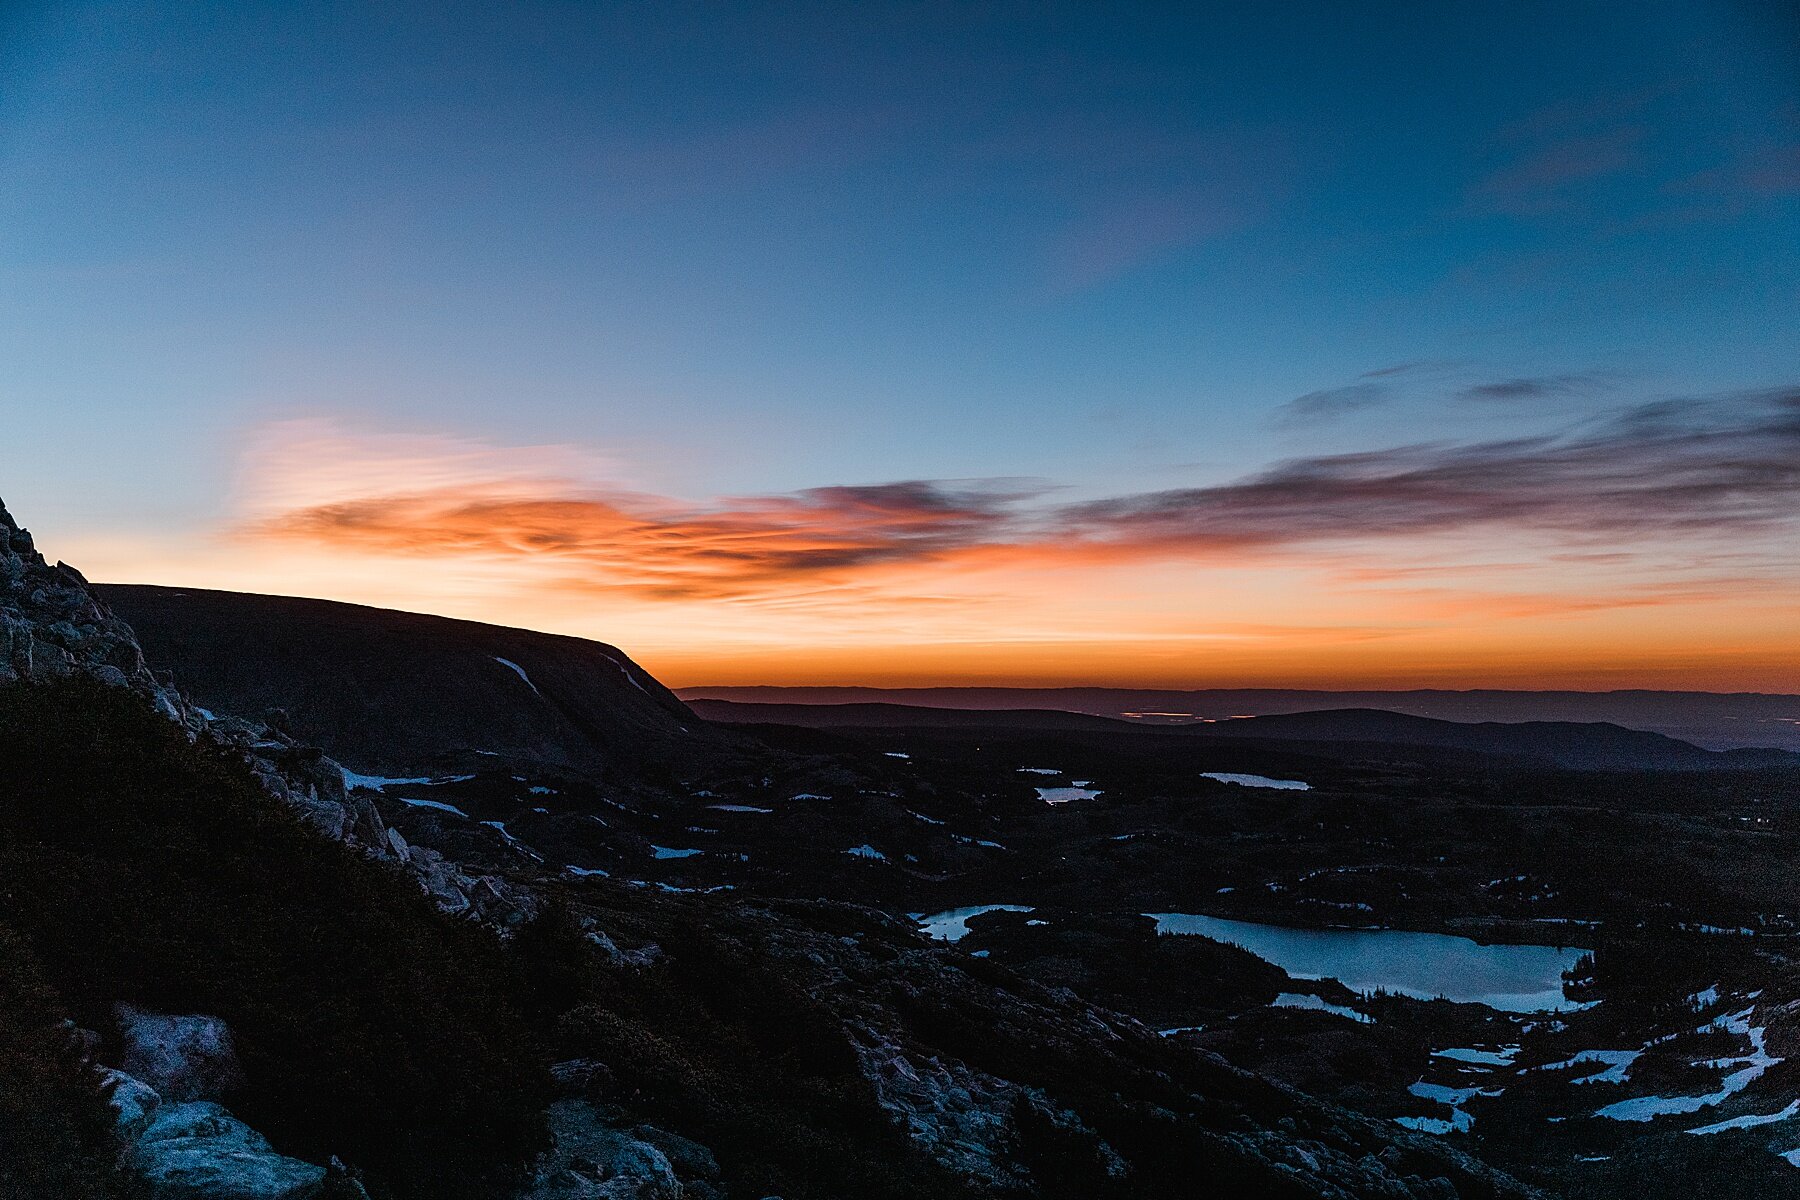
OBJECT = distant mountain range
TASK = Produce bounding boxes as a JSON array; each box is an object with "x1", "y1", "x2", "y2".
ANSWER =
[
  {"x1": 679, "y1": 685, "x2": 1800, "y2": 752},
  {"x1": 687, "y1": 698, "x2": 1796, "y2": 771}
]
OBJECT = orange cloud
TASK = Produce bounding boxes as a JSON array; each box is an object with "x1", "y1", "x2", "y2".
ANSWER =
[
  {"x1": 247, "y1": 479, "x2": 1042, "y2": 601},
  {"x1": 240, "y1": 391, "x2": 1800, "y2": 608},
  {"x1": 72, "y1": 391, "x2": 1800, "y2": 690}
]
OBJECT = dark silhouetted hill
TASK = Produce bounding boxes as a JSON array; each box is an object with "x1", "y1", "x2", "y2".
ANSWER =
[
  {"x1": 678, "y1": 685, "x2": 1800, "y2": 752},
  {"x1": 693, "y1": 698, "x2": 1793, "y2": 771},
  {"x1": 100, "y1": 584, "x2": 737, "y2": 782}
]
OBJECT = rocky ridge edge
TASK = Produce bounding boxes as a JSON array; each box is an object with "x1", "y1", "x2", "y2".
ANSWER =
[{"x1": 0, "y1": 498, "x2": 534, "y2": 927}]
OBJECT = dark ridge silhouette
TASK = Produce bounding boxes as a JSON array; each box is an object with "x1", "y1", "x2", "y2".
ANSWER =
[
  {"x1": 677, "y1": 684, "x2": 1800, "y2": 751},
  {"x1": 691, "y1": 698, "x2": 1795, "y2": 771},
  {"x1": 99, "y1": 584, "x2": 737, "y2": 781}
]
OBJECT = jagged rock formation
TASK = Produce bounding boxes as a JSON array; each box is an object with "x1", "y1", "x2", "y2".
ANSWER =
[
  {"x1": 127, "y1": 1101, "x2": 328, "y2": 1200},
  {"x1": 0, "y1": 497, "x2": 535, "y2": 928},
  {"x1": 520, "y1": 1100, "x2": 685, "y2": 1200},
  {"x1": 0, "y1": 504, "x2": 185, "y2": 707},
  {"x1": 102, "y1": 1008, "x2": 330, "y2": 1200}
]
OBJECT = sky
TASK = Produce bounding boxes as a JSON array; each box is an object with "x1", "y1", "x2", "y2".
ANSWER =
[{"x1": 1, "y1": 1, "x2": 1797, "y2": 689}]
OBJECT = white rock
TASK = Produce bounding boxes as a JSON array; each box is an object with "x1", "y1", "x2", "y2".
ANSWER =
[
  {"x1": 103, "y1": 1067, "x2": 162, "y2": 1139},
  {"x1": 130, "y1": 1101, "x2": 326, "y2": 1199}
]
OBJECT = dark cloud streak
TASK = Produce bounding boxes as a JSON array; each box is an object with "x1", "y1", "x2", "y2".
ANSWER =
[
  {"x1": 1072, "y1": 390, "x2": 1800, "y2": 550},
  {"x1": 1457, "y1": 373, "x2": 1605, "y2": 402},
  {"x1": 251, "y1": 391, "x2": 1800, "y2": 598}
]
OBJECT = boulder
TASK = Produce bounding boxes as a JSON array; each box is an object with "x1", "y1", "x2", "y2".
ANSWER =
[
  {"x1": 103, "y1": 1067, "x2": 162, "y2": 1140},
  {"x1": 117, "y1": 1005, "x2": 244, "y2": 1101},
  {"x1": 520, "y1": 1100, "x2": 683, "y2": 1200},
  {"x1": 129, "y1": 1101, "x2": 326, "y2": 1200}
]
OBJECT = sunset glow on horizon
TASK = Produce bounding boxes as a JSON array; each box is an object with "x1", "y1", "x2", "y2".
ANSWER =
[
  {"x1": 43, "y1": 402, "x2": 1800, "y2": 692},
  {"x1": 3, "y1": 4, "x2": 1796, "y2": 691}
]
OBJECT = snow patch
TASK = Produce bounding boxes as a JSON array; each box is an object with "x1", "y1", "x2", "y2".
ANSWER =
[
  {"x1": 1533, "y1": 1049, "x2": 1640, "y2": 1086},
  {"x1": 1434, "y1": 1046, "x2": 1519, "y2": 1067},
  {"x1": 340, "y1": 769, "x2": 434, "y2": 792},
  {"x1": 493, "y1": 656, "x2": 541, "y2": 695},
  {"x1": 481, "y1": 820, "x2": 544, "y2": 861},
  {"x1": 1273, "y1": 993, "x2": 1372, "y2": 1023},
  {"x1": 1395, "y1": 1111, "x2": 1472, "y2": 1135},
  {"x1": 1202, "y1": 772, "x2": 1309, "y2": 791},
  {"x1": 600, "y1": 651, "x2": 651, "y2": 694},
  {"x1": 1686, "y1": 1100, "x2": 1800, "y2": 1135},
  {"x1": 1593, "y1": 1008, "x2": 1780, "y2": 1121},
  {"x1": 395, "y1": 797, "x2": 469, "y2": 818}
]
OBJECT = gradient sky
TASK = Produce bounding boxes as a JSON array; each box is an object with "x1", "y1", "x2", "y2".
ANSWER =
[{"x1": 2, "y1": 2, "x2": 1797, "y2": 688}]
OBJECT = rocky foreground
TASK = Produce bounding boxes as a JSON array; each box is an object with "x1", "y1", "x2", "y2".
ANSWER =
[{"x1": 0, "y1": 494, "x2": 1548, "y2": 1198}]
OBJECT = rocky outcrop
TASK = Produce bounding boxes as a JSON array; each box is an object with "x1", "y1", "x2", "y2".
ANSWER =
[
  {"x1": 100, "y1": 1007, "x2": 328, "y2": 1200},
  {"x1": 0, "y1": 502, "x2": 187, "y2": 710},
  {"x1": 127, "y1": 1100, "x2": 327, "y2": 1200},
  {"x1": 655, "y1": 900, "x2": 1546, "y2": 1200},
  {"x1": 520, "y1": 1100, "x2": 683, "y2": 1200},
  {"x1": 117, "y1": 1006, "x2": 245, "y2": 1102},
  {"x1": 0, "y1": 496, "x2": 534, "y2": 927}
]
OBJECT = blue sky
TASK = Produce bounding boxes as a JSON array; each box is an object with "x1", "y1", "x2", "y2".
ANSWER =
[{"x1": 1, "y1": 2, "x2": 1796, "y2": 686}]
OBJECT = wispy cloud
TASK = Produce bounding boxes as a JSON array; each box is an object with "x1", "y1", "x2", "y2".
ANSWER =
[
  {"x1": 1273, "y1": 362, "x2": 1447, "y2": 425},
  {"x1": 1045, "y1": 188, "x2": 1247, "y2": 291},
  {"x1": 1277, "y1": 380, "x2": 1391, "y2": 425},
  {"x1": 244, "y1": 390, "x2": 1800, "y2": 607},
  {"x1": 978, "y1": 117, "x2": 1294, "y2": 291},
  {"x1": 1456, "y1": 372, "x2": 1605, "y2": 402},
  {"x1": 1274, "y1": 362, "x2": 1592, "y2": 424},
  {"x1": 246, "y1": 471, "x2": 1043, "y2": 601},
  {"x1": 1073, "y1": 389, "x2": 1800, "y2": 552},
  {"x1": 1666, "y1": 141, "x2": 1800, "y2": 215}
]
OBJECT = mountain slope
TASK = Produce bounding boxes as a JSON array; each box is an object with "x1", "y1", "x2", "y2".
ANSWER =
[
  {"x1": 0, "y1": 504, "x2": 1549, "y2": 1200},
  {"x1": 0, "y1": 676, "x2": 552, "y2": 1199},
  {"x1": 100, "y1": 583, "x2": 737, "y2": 783}
]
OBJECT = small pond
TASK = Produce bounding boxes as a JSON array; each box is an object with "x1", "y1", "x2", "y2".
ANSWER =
[
  {"x1": 1202, "y1": 772, "x2": 1310, "y2": 791},
  {"x1": 1147, "y1": 912, "x2": 1590, "y2": 1012},
  {"x1": 916, "y1": 904, "x2": 1035, "y2": 942}
]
